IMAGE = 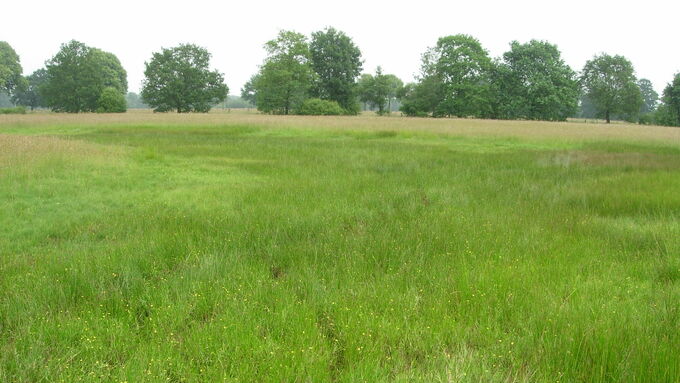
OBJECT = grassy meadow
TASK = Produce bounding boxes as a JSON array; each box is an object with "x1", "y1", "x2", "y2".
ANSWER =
[{"x1": 1, "y1": 111, "x2": 679, "y2": 382}]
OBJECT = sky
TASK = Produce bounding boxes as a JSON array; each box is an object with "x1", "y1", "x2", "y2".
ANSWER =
[{"x1": 2, "y1": 0, "x2": 679, "y2": 95}]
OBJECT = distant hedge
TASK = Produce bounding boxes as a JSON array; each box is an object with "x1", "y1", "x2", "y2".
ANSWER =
[
  {"x1": 0, "y1": 106, "x2": 26, "y2": 114},
  {"x1": 296, "y1": 98, "x2": 345, "y2": 115}
]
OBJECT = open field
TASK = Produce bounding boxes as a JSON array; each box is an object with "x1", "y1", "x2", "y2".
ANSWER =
[{"x1": 1, "y1": 112, "x2": 679, "y2": 382}]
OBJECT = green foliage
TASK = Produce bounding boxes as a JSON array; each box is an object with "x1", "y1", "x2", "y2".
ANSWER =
[
  {"x1": 660, "y1": 73, "x2": 680, "y2": 126},
  {"x1": 42, "y1": 40, "x2": 127, "y2": 113},
  {"x1": 638, "y1": 78, "x2": 658, "y2": 115},
  {"x1": 11, "y1": 69, "x2": 48, "y2": 110},
  {"x1": 401, "y1": 35, "x2": 493, "y2": 118},
  {"x1": 309, "y1": 27, "x2": 363, "y2": 112},
  {"x1": 577, "y1": 94, "x2": 599, "y2": 119},
  {"x1": 92, "y1": 49, "x2": 128, "y2": 94},
  {"x1": 0, "y1": 105, "x2": 26, "y2": 114},
  {"x1": 141, "y1": 44, "x2": 228, "y2": 113},
  {"x1": 383, "y1": 74, "x2": 403, "y2": 113},
  {"x1": 398, "y1": 77, "x2": 443, "y2": 117},
  {"x1": 295, "y1": 98, "x2": 345, "y2": 115},
  {"x1": 653, "y1": 103, "x2": 678, "y2": 126},
  {"x1": 125, "y1": 92, "x2": 148, "y2": 109},
  {"x1": 357, "y1": 67, "x2": 393, "y2": 115},
  {"x1": 0, "y1": 41, "x2": 23, "y2": 95},
  {"x1": 255, "y1": 31, "x2": 314, "y2": 115},
  {"x1": 0, "y1": 92, "x2": 13, "y2": 107},
  {"x1": 493, "y1": 40, "x2": 579, "y2": 121},
  {"x1": 240, "y1": 74, "x2": 259, "y2": 107},
  {"x1": 428, "y1": 35, "x2": 493, "y2": 117},
  {"x1": 580, "y1": 54, "x2": 643, "y2": 123},
  {"x1": 637, "y1": 112, "x2": 655, "y2": 125},
  {"x1": 96, "y1": 87, "x2": 127, "y2": 113}
]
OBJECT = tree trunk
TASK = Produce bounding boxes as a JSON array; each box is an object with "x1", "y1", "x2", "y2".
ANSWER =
[{"x1": 605, "y1": 110, "x2": 610, "y2": 124}]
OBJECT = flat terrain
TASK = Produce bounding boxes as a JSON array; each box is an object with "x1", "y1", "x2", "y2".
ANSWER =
[{"x1": 1, "y1": 111, "x2": 679, "y2": 382}]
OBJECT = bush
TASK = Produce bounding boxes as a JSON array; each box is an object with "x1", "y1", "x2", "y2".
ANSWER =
[
  {"x1": 342, "y1": 102, "x2": 361, "y2": 115},
  {"x1": 295, "y1": 98, "x2": 345, "y2": 115},
  {"x1": 97, "y1": 87, "x2": 127, "y2": 113},
  {"x1": 0, "y1": 106, "x2": 26, "y2": 114},
  {"x1": 638, "y1": 113, "x2": 655, "y2": 125},
  {"x1": 400, "y1": 102, "x2": 428, "y2": 117},
  {"x1": 654, "y1": 104, "x2": 679, "y2": 127}
]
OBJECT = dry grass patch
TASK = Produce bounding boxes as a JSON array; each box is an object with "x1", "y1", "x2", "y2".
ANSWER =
[
  {"x1": 2, "y1": 110, "x2": 680, "y2": 144},
  {"x1": 0, "y1": 134, "x2": 122, "y2": 175}
]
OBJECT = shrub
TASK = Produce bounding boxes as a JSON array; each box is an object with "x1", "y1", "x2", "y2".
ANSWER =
[
  {"x1": 0, "y1": 106, "x2": 26, "y2": 114},
  {"x1": 654, "y1": 104, "x2": 679, "y2": 127},
  {"x1": 96, "y1": 87, "x2": 127, "y2": 113},
  {"x1": 295, "y1": 98, "x2": 345, "y2": 115},
  {"x1": 638, "y1": 113, "x2": 655, "y2": 125}
]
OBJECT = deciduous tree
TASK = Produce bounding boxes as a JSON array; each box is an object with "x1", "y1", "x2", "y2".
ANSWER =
[
  {"x1": 494, "y1": 40, "x2": 579, "y2": 121},
  {"x1": 11, "y1": 69, "x2": 47, "y2": 110},
  {"x1": 141, "y1": 44, "x2": 228, "y2": 113},
  {"x1": 580, "y1": 54, "x2": 642, "y2": 123},
  {"x1": 97, "y1": 87, "x2": 127, "y2": 113},
  {"x1": 0, "y1": 41, "x2": 23, "y2": 95},
  {"x1": 240, "y1": 74, "x2": 259, "y2": 107},
  {"x1": 42, "y1": 40, "x2": 127, "y2": 113},
  {"x1": 637, "y1": 79, "x2": 658, "y2": 115},
  {"x1": 660, "y1": 73, "x2": 680, "y2": 126},
  {"x1": 309, "y1": 27, "x2": 363, "y2": 113},
  {"x1": 254, "y1": 31, "x2": 314, "y2": 115},
  {"x1": 410, "y1": 35, "x2": 493, "y2": 118}
]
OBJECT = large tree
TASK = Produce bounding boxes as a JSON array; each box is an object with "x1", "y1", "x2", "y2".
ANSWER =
[
  {"x1": 11, "y1": 68, "x2": 48, "y2": 110},
  {"x1": 398, "y1": 77, "x2": 443, "y2": 117},
  {"x1": 42, "y1": 40, "x2": 127, "y2": 113},
  {"x1": 660, "y1": 73, "x2": 680, "y2": 126},
  {"x1": 580, "y1": 54, "x2": 643, "y2": 123},
  {"x1": 494, "y1": 40, "x2": 579, "y2": 121},
  {"x1": 384, "y1": 74, "x2": 403, "y2": 113},
  {"x1": 356, "y1": 67, "x2": 398, "y2": 115},
  {"x1": 0, "y1": 41, "x2": 23, "y2": 95},
  {"x1": 240, "y1": 74, "x2": 259, "y2": 107},
  {"x1": 420, "y1": 34, "x2": 493, "y2": 118},
  {"x1": 637, "y1": 79, "x2": 658, "y2": 115},
  {"x1": 309, "y1": 27, "x2": 363, "y2": 113},
  {"x1": 254, "y1": 31, "x2": 315, "y2": 115},
  {"x1": 141, "y1": 44, "x2": 227, "y2": 113},
  {"x1": 93, "y1": 49, "x2": 128, "y2": 95}
]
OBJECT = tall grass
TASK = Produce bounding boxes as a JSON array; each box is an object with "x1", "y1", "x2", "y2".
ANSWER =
[{"x1": 1, "y1": 114, "x2": 678, "y2": 382}]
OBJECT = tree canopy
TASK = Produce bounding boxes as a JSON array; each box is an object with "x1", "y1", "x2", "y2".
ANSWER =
[
  {"x1": 659, "y1": 73, "x2": 680, "y2": 126},
  {"x1": 240, "y1": 74, "x2": 259, "y2": 107},
  {"x1": 97, "y1": 87, "x2": 127, "y2": 113},
  {"x1": 254, "y1": 31, "x2": 315, "y2": 115},
  {"x1": 400, "y1": 35, "x2": 493, "y2": 118},
  {"x1": 141, "y1": 44, "x2": 228, "y2": 113},
  {"x1": 637, "y1": 79, "x2": 658, "y2": 115},
  {"x1": 309, "y1": 27, "x2": 363, "y2": 113},
  {"x1": 357, "y1": 67, "x2": 400, "y2": 115},
  {"x1": 11, "y1": 69, "x2": 47, "y2": 110},
  {"x1": 0, "y1": 41, "x2": 23, "y2": 95},
  {"x1": 42, "y1": 40, "x2": 127, "y2": 113},
  {"x1": 493, "y1": 40, "x2": 579, "y2": 121},
  {"x1": 580, "y1": 54, "x2": 643, "y2": 123}
]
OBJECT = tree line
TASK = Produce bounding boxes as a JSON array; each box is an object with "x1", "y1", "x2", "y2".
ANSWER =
[{"x1": 1, "y1": 34, "x2": 679, "y2": 126}]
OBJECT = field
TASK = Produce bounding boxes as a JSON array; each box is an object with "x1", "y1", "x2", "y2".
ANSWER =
[{"x1": 1, "y1": 111, "x2": 679, "y2": 382}]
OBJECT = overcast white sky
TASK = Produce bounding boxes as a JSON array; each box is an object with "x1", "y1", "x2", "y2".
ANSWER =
[{"x1": 2, "y1": 0, "x2": 679, "y2": 95}]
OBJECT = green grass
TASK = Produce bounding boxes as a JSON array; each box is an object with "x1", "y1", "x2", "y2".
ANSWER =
[{"x1": 1, "y1": 116, "x2": 679, "y2": 382}]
